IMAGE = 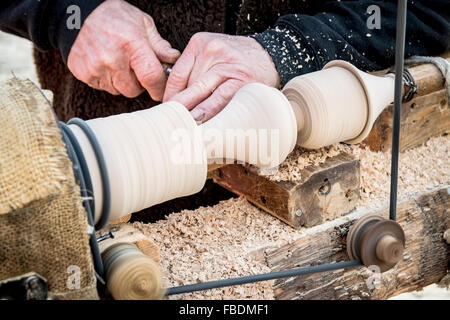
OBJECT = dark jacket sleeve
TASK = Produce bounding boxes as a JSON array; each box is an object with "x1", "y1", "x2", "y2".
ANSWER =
[
  {"x1": 0, "y1": 0, "x2": 104, "y2": 63},
  {"x1": 251, "y1": 0, "x2": 450, "y2": 87}
]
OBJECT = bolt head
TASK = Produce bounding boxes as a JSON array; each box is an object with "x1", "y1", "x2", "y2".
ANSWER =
[{"x1": 295, "y1": 209, "x2": 303, "y2": 217}]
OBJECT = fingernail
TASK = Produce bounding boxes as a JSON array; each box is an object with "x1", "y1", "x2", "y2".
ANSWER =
[
  {"x1": 167, "y1": 48, "x2": 180, "y2": 55},
  {"x1": 191, "y1": 108, "x2": 205, "y2": 123}
]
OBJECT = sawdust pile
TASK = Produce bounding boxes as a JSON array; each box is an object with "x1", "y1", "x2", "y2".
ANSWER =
[
  {"x1": 135, "y1": 135, "x2": 449, "y2": 300},
  {"x1": 257, "y1": 144, "x2": 342, "y2": 181},
  {"x1": 339, "y1": 136, "x2": 449, "y2": 209},
  {"x1": 259, "y1": 136, "x2": 449, "y2": 211},
  {"x1": 134, "y1": 197, "x2": 302, "y2": 299}
]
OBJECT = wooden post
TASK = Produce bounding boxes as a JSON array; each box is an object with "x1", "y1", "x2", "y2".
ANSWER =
[{"x1": 362, "y1": 57, "x2": 449, "y2": 152}]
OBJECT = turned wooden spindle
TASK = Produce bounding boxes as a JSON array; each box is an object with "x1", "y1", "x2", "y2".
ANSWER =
[
  {"x1": 70, "y1": 83, "x2": 297, "y2": 224},
  {"x1": 283, "y1": 60, "x2": 395, "y2": 149},
  {"x1": 70, "y1": 60, "x2": 396, "y2": 225}
]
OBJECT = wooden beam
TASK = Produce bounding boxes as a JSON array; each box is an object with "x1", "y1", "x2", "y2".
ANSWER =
[
  {"x1": 211, "y1": 153, "x2": 360, "y2": 228},
  {"x1": 260, "y1": 185, "x2": 449, "y2": 300},
  {"x1": 362, "y1": 57, "x2": 449, "y2": 152}
]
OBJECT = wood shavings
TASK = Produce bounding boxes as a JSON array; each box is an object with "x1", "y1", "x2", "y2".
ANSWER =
[
  {"x1": 134, "y1": 135, "x2": 449, "y2": 300},
  {"x1": 257, "y1": 144, "x2": 342, "y2": 181},
  {"x1": 336, "y1": 135, "x2": 450, "y2": 210},
  {"x1": 134, "y1": 197, "x2": 303, "y2": 299}
]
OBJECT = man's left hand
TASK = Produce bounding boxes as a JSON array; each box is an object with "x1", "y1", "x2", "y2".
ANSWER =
[{"x1": 163, "y1": 33, "x2": 280, "y2": 122}]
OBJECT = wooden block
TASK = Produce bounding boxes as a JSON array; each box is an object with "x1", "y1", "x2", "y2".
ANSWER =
[
  {"x1": 97, "y1": 223, "x2": 160, "y2": 263},
  {"x1": 211, "y1": 153, "x2": 360, "y2": 228},
  {"x1": 260, "y1": 185, "x2": 449, "y2": 300},
  {"x1": 362, "y1": 57, "x2": 449, "y2": 152}
]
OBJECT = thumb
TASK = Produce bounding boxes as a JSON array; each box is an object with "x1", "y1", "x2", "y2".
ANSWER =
[{"x1": 144, "y1": 16, "x2": 180, "y2": 63}]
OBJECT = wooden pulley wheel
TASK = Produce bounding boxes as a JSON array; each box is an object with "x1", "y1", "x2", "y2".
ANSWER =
[
  {"x1": 347, "y1": 214, "x2": 405, "y2": 272},
  {"x1": 347, "y1": 214, "x2": 383, "y2": 262},
  {"x1": 102, "y1": 243, "x2": 165, "y2": 300}
]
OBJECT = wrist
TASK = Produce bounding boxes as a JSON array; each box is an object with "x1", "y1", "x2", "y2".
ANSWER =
[
  {"x1": 249, "y1": 26, "x2": 317, "y2": 87},
  {"x1": 246, "y1": 36, "x2": 281, "y2": 89},
  {"x1": 58, "y1": 0, "x2": 105, "y2": 63}
]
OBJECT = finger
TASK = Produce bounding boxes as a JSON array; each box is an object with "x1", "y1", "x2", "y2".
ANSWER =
[
  {"x1": 143, "y1": 17, "x2": 180, "y2": 64},
  {"x1": 129, "y1": 40, "x2": 166, "y2": 101},
  {"x1": 111, "y1": 67, "x2": 145, "y2": 98},
  {"x1": 68, "y1": 60, "x2": 120, "y2": 95},
  {"x1": 191, "y1": 79, "x2": 245, "y2": 122},
  {"x1": 87, "y1": 72, "x2": 120, "y2": 96},
  {"x1": 168, "y1": 71, "x2": 225, "y2": 110},
  {"x1": 163, "y1": 50, "x2": 195, "y2": 102}
]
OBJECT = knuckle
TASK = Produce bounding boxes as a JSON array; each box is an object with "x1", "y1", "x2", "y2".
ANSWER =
[
  {"x1": 192, "y1": 79, "x2": 208, "y2": 92},
  {"x1": 167, "y1": 69, "x2": 187, "y2": 85},
  {"x1": 113, "y1": 78, "x2": 143, "y2": 98},
  {"x1": 233, "y1": 66, "x2": 253, "y2": 81},
  {"x1": 121, "y1": 88, "x2": 142, "y2": 98},
  {"x1": 139, "y1": 69, "x2": 162, "y2": 86},
  {"x1": 188, "y1": 32, "x2": 209, "y2": 48},
  {"x1": 98, "y1": 77, "x2": 111, "y2": 90},
  {"x1": 134, "y1": 59, "x2": 163, "y2": 83},
  {"x1": 145, "y1": 15, "x2": 155, "y2": 26},
  {"x1": 71, "y1": 70, "x2": 89, "y2": 83},
  {"x1": 205, "y1": 38, "x2": 225, "y2": 55},
  {"x1": 97, "y1": 53, "x2": 116, "y2": 67},
  {"x1": 143, "y1": 16, "x2": 157, "y2": 34},
  {"x1": 190, "y1": 32, "x2": 204, "y2": 43},
  {"x1": 139, "y1": 72, "x2": 156, "y2": 86},
  {"x1": 153, "y1": 37, "x2": 170, "y2": 50},
  {"x1": 216, "y1": 80, "x2": 243, "y2": 100},
  {"x1": 146, "y1": 15, "x2": 155, "y2": 25},
  {"x1": 211, "y1": 98, "x2": 226, "y2": 113},
  {"x1": 86, "y1": 75, "x2": 101, "y2": 89},
  {"x1": 226, "y1": 79, "x2": 245, "y2": 91}
]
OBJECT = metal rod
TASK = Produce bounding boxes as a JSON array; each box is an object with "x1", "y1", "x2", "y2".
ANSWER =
[
  {"x1": 389, "y1": 0, "x2": 408, "y2": 221},
  {"x1": 165, "y1": 260, "x2": 362, "y2": 296},
  {"x1": 97, "y1": 231, "x2": 115, "y2": 243}
]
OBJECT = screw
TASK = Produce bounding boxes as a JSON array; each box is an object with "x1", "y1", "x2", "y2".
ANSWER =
[
  {"x1": 318, "y1": 180, "x2": 332, "y2": 195},
  {"x1": 27, "y1": 276, "x2": 40, "y2": 290},
  {"x1": 295, "y1": 209, "x2": 303, "y2": 217},
  {"x1": 97, "y1": 230, "x2": 115, "y2": 242}
]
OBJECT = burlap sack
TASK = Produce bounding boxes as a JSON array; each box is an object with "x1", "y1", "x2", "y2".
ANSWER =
[{"x1": 0, "y1": 78, "x2": 98, "y2": 299}]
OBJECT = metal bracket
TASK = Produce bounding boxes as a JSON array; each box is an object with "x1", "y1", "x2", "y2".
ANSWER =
[{"x1": 0, "y1": 272, "x2": 48, "y2": 300}]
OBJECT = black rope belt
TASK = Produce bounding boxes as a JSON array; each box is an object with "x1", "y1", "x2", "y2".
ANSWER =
[
  {"x1": 387, "y1": 68, "x2": 418, "y2": 103},
  {"x1": 67, "y1": 118, "x2": 112, "y2": 230},
  {"x1": 166, "y1": 260, "x2": 362, "y2": 296},
  {"x1": 388, "y1": 0, "x2": 407, "y2": 222},
  {"x1": 58, "y1": 118, "x2": 113, "y2": 286},
  {"x1": 58, "y1": 122, "x2": 105, "y2": 281}
]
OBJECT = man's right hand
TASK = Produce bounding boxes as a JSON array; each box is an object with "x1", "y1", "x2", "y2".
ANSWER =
[{"x1": 67, "y1": 0, "x2": 179, "y2": 100}]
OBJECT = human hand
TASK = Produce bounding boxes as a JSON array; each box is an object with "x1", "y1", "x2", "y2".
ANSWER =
[
  {"x1": 67, "y1": 0, "x2": 180, "y2": 100},
  {"x1": 163, "y1": 33, "x2": 280, "y2": 122}
]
